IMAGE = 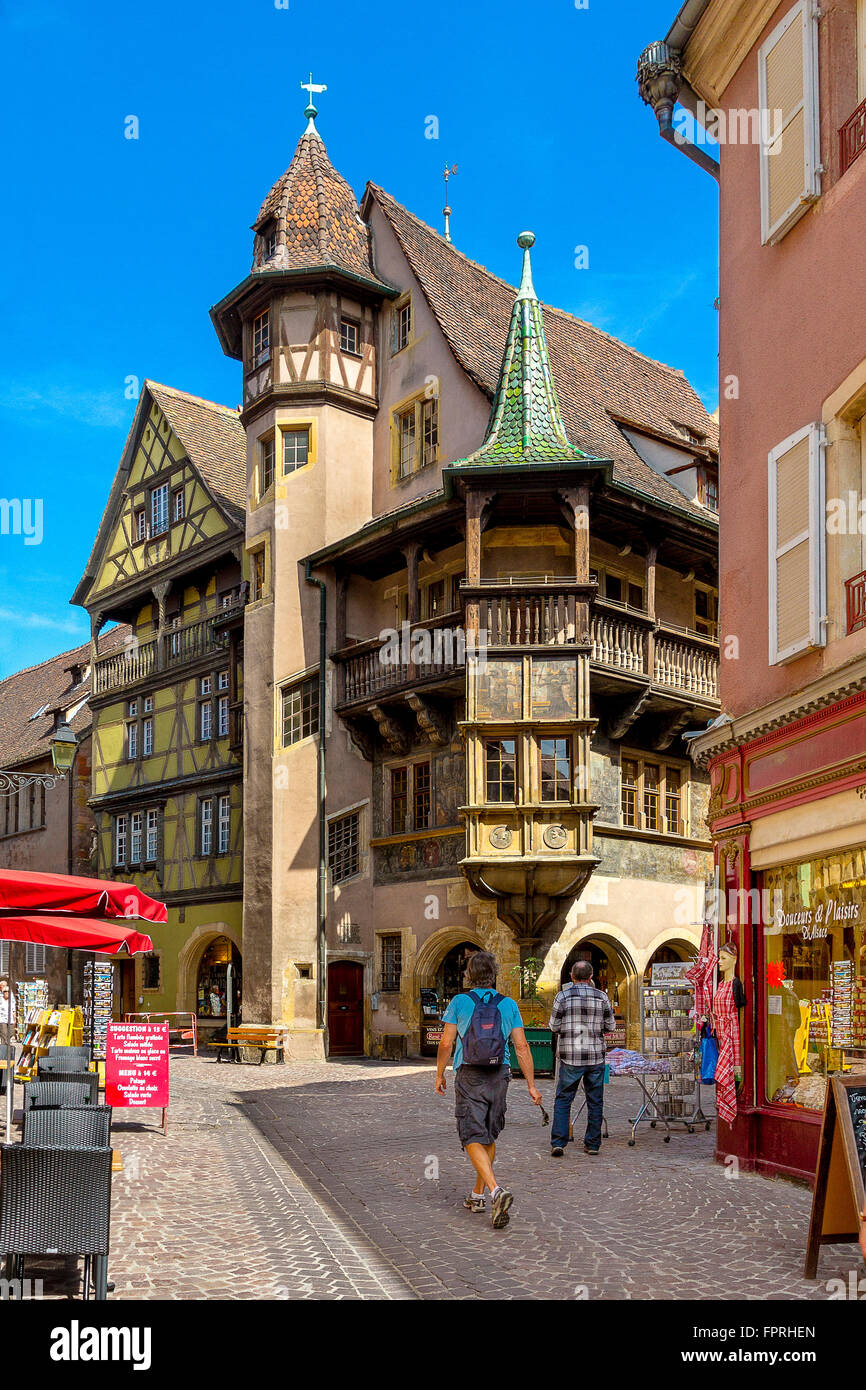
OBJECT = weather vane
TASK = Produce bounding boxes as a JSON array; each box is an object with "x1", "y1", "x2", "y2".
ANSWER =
[
  {"x1": 442, "y1": 163, "x2": 458, "y2": 243},
  {"x1": 301, "y1": 72, "x2": 327, "y2": 128}
]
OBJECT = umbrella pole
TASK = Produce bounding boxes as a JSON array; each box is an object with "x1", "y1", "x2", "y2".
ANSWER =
[{"x1": 5, "y1": 1043, "x2": 13, "y2": 1144}]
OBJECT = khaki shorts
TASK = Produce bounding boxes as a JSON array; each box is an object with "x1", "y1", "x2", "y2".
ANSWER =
[{"x1": 454, "y1": 1065, "x2": 510, "y2": 1147}]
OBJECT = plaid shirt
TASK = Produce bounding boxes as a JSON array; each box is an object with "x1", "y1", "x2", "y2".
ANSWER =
[{"x1": 549, "y1": 983, "x2": 616, "y2": 1066}]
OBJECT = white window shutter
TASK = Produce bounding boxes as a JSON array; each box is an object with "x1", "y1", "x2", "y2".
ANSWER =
[
  {"x1": 758, "y1": 1, "x2": 821, "y2": 245},
  {"x1": 768, "y1": 422, "x2": 826, "y2": 663}
]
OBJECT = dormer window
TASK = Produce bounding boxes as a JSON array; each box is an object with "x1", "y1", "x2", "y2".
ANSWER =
[
  {"x1": 264, "y1": 224, "x2": 278, "y2": 260},
  {"x1": 252, "y1": 310, "x2": 270, "y2": 369},
  {"x1": 699, "y1": 464, "x2": 719, "y2": 512}
]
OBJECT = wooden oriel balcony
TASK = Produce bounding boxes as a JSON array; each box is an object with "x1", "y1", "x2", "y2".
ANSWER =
[
  {"x1": 332, "y1": 585, "x2": 719, "y2": 710},
  {"x1": 92, "y1": 599, "x2": 245, "y2": 696}
]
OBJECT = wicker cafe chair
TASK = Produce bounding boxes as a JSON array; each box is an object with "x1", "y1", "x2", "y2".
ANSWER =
[
  {"x1": 23, "y1": 1078, "x2": 98, "y2": 1110},
  {"x1": 23, "y1": 1105, "x2": 112, "y2": 1149},
  {"x1": 37, "y1": 1048, "x2": 92, "y2": 1075},
  {"x1": 0, "y1": 1144, "x2": 112, "y2": 1299}
]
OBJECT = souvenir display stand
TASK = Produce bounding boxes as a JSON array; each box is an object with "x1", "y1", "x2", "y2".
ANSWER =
[{"x1": 15, "y1": 1004, "x2": 85, "y2": 1080}]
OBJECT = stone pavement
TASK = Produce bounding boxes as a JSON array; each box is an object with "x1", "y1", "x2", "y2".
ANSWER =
[{"x1": 19, "y1": 1054, "x2": 865, "y2": 1300}]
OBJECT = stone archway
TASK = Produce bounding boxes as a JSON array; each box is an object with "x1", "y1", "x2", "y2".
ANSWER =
[
  {"x1": 642, "y1": 932, "x2": 699, "y2": 984},
  {"x1": 176, "y1": 921, "x2": 242, "y2": 1016},
  {"x1": 545, "y1": 921, "x2": 642, "y2": 1047}
]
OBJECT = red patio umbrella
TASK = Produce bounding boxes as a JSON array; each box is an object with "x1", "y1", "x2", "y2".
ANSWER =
[
  {"x1": 0, "y1": 870, "x2": 165, "y2": 1140},
  {"x1": 0, "y1": 914, "x2": 154, "y2": 955},
  {"x1": 0, "y1": 868, "x2": 167, "y2": 925}
]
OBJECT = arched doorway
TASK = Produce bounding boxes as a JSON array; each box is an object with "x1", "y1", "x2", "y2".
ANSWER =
[
  {"x1": 560, "y1": 935, "x2": 637, "y2": 1043},
  {"x1": 328, "y1": 960, "x2": 364, "y2": 1055},
  {"x1": 196, "y1": 936, "x2": 242, "y2": 1032},
  {"x1": 643, "y1": 940, "x2": 693, "y2": 984},
  {"x1": 436, "y1": 940, "x2": 481, "y2": 1010}
]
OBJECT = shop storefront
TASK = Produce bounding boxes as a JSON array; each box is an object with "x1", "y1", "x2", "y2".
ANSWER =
[{"x1": 698, "y1": 688, "x2": 866, "y2": 1183}]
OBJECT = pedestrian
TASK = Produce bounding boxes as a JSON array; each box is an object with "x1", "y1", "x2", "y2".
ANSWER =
[
  {"x1": 548, "y1": 960, "x2": 615, "y2": 1157},
  {"x1": 0, "y1": 975, "x2": 16, "y2": 1045},
  {"x1": 434, "y1": 950, "x2": 542, "y2": 1229}
]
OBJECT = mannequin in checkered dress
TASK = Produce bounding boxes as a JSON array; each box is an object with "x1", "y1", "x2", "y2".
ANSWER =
[{"x1": 713, "y1": 943, "x2": 742, "y2": 1126}]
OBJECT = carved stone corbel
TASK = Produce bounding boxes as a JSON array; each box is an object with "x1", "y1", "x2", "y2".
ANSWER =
[
  {"x1": 652, "y1": 708, "x2": 693, "y2": 751},
  {"x1": 369, "y1": 704, "x2": 409, "y2": 756},
  {"x1": 343, "y1": 718, "x2": 376, "y2": 763},
  {"x1": 607, "y1": 685, "x2": 651, "y2": 740},
  {"x1": 405, "y1": 692, "x2": 448, "y2": 745}
]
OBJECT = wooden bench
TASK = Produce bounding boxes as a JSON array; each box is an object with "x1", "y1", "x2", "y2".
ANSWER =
[{"x1": 208, "y1": 1026, "x2": 289, "y2": 1065}]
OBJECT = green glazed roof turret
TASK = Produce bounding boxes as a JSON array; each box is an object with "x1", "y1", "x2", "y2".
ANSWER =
[{"x1": 453, "y1": 232, "x2": 603, "y2": 470}]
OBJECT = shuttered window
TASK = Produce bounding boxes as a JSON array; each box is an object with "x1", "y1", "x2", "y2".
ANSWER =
[
  {"x1": 768, "y1": 423, "x2": 825, "y2": 663},
  {"x1": 758, "y1": 1, "x2": 820, "y2": 245}
]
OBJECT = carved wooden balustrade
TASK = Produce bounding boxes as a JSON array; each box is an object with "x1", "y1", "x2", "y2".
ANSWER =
[
  {"x1": 334, "y1": 612, "x2": 465, "y2": 708},
  {"x1": 92, "y1": 599, "x2": 245, "y2": 696}
]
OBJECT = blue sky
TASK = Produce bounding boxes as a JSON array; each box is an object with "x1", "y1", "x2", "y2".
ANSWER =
[{"x1": 0, "y1": 0, "x2": 719, "y2": 677}]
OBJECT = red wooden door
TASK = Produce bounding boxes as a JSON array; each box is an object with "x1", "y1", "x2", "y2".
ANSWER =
[{"x1": 328, "y1": 961, "x2": 364, "y2": 1055}]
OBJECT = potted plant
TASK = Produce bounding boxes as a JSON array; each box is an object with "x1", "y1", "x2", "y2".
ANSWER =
[{"x1": 509, "y1": 957, "x2": 555, "y2": 1076}]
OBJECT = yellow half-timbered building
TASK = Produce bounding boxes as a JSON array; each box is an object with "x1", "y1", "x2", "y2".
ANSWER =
[{"x1": 73, "y1": 381, "x2": 247, "y2": 1037}]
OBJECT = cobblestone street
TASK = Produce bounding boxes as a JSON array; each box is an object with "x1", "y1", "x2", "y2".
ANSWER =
[{"x1": 21, "y1": 1054, "x2": 864, "y2": 1301}]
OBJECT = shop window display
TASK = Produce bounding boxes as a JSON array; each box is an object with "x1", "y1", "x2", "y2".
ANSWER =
[
  {"x1": 196, "y1": 937, "x2": 242, "y2": 1022},
  {"x1": 763, "y1": 851, "x2": 866, "y2": 1110}
]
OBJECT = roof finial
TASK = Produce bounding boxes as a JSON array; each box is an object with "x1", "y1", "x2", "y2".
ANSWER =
[
  {"x1": 516, "y1": 231, "x2": 537, "y2": 301},
  {"x1": 300, "y1": 71, "x2": 327, "y2": 136},
  {"x1": 442, "y1": 163, "x2": 458, "y2": 242}
]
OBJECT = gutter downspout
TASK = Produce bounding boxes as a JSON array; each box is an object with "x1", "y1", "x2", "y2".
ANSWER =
[
  {"x1": 304, "y1": 560, "x2": 328, "y2": 1040},
  {"x1": 637, "y1": 0, "x2": 720, "y2": 182}
]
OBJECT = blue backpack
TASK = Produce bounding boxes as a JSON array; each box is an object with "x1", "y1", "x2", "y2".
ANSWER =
[{"x1": 462, "y1": 990, "x2": 506, "y2": 1067}]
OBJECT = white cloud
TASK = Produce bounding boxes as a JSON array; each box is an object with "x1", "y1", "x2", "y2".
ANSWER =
[
  {"x1": 0, "y1": 607, "x2": 86, "y2": 636},
  {"x1": 0, "y1": 382, "x2": 129, "y2": 430}
]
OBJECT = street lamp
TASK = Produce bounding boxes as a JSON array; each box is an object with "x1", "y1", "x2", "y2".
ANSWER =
[{"x1": 0, "y1": 717, "x2": 78, "y2": 793}]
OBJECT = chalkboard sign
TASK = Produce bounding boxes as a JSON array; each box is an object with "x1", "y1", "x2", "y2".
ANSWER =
[
  {"x1": 845, "y1": 1085, "x2": 866, "y2": 1182},
  {"x1": 804, "y1": 1076, "x2": 866, "y2": 1279}
]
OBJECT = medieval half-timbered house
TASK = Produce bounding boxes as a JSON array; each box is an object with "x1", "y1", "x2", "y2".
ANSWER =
[
  {"x1": 72, "y1": 382, "x2": 246, "y2": 1040},
  {"x1": 203, "y1": 97, "x2": 721, "y2": 1057}
]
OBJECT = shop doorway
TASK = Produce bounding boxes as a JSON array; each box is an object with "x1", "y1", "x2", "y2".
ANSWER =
[
  {"x1": 436, "y1": 941, "x2": 481, "y2": 1011},
  {"x1": 196, "y1": 937, "x2": 242, "y2": 1030},
  {"x1": 561, "y1": 936, "x2": 636, "y2": 1041},
  {"x1": 112, "y1": 960, "x2": 136, "y2": 1020},
  {"x1": 328, "y1": 961, "x2": 364, "y2": 1055}
]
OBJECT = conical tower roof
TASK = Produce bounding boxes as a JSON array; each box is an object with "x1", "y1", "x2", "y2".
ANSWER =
[
  {"x1": 453, "y1": 232, "x2": 606, "y2": 470},
  {"x1": 250, "y1": 109, "x2": 384, "y2": 288}
]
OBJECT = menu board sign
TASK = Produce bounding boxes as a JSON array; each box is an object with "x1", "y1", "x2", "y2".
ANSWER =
[
  {"x1": 106, "y1": 1022, "x2": 169, "y2": 1110},
  {"x1": 804, "y1": 1075, "x2": 866, "y2": 1278}
]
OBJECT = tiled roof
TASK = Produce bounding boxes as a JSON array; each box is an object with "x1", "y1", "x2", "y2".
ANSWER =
[
  {"x1": 252, "y1": 127, "x2": 385, "y2": 288},
  {"x1": 146, "y1": 382, "x2": 246, "y2": 527},
  {"x1": 455, "y1": 233, "x2": 604, "y2": 470},
  {"x1": 0, "y1": 627, "x2": 129, "y2": 769},
  {"x1": 369, "y1": 185, "x2": 718, "y2": 522},
  {"x1": 73, "y1": 383, "x2": 246, "y2": 608}
]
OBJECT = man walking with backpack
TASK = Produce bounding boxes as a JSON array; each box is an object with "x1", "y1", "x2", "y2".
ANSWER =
[{"x1": 435, "y1": 951, "x2": 542, "y2": 1229}]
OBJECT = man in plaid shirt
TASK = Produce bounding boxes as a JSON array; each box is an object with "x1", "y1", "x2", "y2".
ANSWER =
[{"x1": 548, "y1": 960, "x2": 615, "y2": 1157}]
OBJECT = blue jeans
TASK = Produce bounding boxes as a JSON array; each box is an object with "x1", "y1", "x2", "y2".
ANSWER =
[{"x1": 552, "y1": 1062, "x2": 605, "y2": 1150}]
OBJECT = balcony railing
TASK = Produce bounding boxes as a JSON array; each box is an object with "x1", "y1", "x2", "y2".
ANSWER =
[
  {"x1": 336, "y1": 612, "x2": 464, "y2": 707},
  {"x1": 846, "y1": 568, "x2": 866, "y2": 634},
  {"x1": 93, "y1": 600, "x2": 244, "y2": 696},
  {"x1": 840, "y1": 96, "x2": 866, "y2": 176},
  {"x1": 333, "y1": 597, "x2": 720, "y2": 709},
  {"x1": 590, "y1": 608, "x2": 718, "y2": 701}
]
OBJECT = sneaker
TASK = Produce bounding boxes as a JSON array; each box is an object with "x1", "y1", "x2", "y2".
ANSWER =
[
  {"x1": 490, "y1": 1186, "x2": 514, "y2": 1229},
  {"x1": 463, "y1": 1193, "x2": 485, "y2": 1213},
  {"x1": 583, "y1": 1145, "x2": 600, "y2": 1155},
  {"x1": 551, "y1": 1146, "x2": 565, "y2": 1158}
]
